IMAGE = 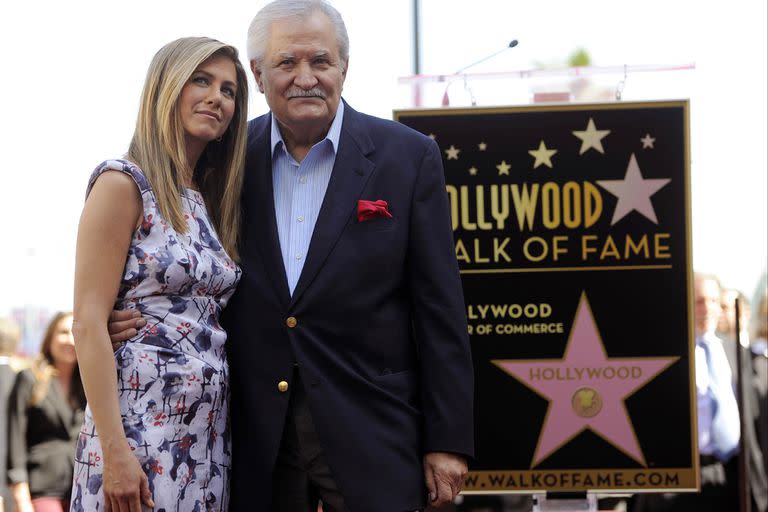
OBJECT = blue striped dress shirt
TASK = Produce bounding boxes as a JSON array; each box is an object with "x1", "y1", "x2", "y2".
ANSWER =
[
  {"x1": 270, "y1": 101, "x2": 345, "y2": 295},
  {"x1": 695, "y1": 332, "x2": 741, "y2": 461}
]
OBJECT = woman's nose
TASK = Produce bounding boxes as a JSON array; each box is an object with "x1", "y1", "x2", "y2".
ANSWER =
[{"x1": 206, "y1": 88, "x2": 223, "y2": 105}]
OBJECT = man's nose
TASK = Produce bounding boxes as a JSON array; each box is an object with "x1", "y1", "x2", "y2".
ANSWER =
[{"x1": 294, "y1": 63, "x2": 319, "y2": 89}]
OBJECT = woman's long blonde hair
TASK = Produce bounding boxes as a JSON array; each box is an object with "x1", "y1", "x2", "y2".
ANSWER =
[{"x1": 127, "y1": 37, "x2": 248, "y2": 260}]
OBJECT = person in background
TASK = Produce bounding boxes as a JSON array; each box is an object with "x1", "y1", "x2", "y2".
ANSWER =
[
  {"x1": 632, "y1": 272, "x2": 741, "y2": 512},
  {"x1": 716, "y1": 285, "x2": 768, "y2": 511},
  {"x1": 750, "y1": 271, "x2": 768, "y2": 346},
  {"x1": 751, "y1": 283, "x2": 768, "y2": 359},
  {"x1": 749, "y1": 286, "x2": 768, "y2": 511},
  {"x1": 1, "y1": 316, "x2": 27, "y2": 511},
  {"x1": 6, "y1": 312, "x2": 85, "y2": 512},
  {"x1": 717, "y1": 287, "x2": 751, "y2": 378}
]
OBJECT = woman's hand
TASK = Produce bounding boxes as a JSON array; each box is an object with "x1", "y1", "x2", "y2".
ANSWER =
[
  {"x1": 10, "y1": 482, "x2": 35, "y2": 512},
  {"x1": 15, "y1": 501, "x2": 34, "y2": 512},
  {"x1": 103, "y1": 442, "x2": 154, "y2": 512}
]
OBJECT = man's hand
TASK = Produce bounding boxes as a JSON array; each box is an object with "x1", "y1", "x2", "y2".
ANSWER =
[
  {"x1": 107, "y1": 310, "x2": 146, "y2": 350},
  {"x1": 423, "y1": 452, "x2": 468, "y2": 508}
]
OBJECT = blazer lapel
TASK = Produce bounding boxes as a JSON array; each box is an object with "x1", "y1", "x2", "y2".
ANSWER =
[
  {"x1": 244, "y1": 114, "x2": 291, "y2": 306},
  {"x1": 289, "y1": 103, "x2": 375, "y2": 307}
]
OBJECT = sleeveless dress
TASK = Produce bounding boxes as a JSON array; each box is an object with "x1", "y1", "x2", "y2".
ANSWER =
[{"x1": 71, "y1": 160, "x2": 240, "y2": 512}]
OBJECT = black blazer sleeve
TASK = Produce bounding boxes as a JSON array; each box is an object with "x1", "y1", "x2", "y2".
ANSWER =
[
  {"x1": 5, "y1": 368, "x2": 81, "y2": 499},
  {"x1": 6, "y1": 368, "x2": 33, "y2": 485},
  {"x1": 408, "y1": 139, "x2": 474, "y2": 456}
]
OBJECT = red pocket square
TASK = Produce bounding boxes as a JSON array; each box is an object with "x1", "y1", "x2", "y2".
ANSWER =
[{"x1": 357, "y1": 199, "x2": 393, "y2": 222}]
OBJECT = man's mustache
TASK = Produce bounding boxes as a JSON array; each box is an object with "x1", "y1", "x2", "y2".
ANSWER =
[{"x1": 286, "y1": 87, "x2": 327, "y2": 99}]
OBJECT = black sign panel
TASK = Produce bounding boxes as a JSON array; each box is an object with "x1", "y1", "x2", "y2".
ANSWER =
[{"x1": 395, "y1": 101, "x2": 696, "y2": 492}]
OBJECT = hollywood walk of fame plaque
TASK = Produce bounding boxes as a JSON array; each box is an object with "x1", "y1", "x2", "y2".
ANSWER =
[{"x1": 395, "y1": 101, "x2": 697, "y2": 493}]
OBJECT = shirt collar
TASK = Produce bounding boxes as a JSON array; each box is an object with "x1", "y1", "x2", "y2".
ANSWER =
[
  {"x1": 698, "y1": 330, "x2": 721, "y2": 346},
  {"x1": 270, "y1": 100, "x2": 345, "y2": 157}
]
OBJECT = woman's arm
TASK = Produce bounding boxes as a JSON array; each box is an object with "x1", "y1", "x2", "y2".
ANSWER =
[{"x1": 72, "y1": 170, "x2": 153, "y2": 511}]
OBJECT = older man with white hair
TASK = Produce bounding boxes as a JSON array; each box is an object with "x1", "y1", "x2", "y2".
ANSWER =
[{"x1": 223, "y1": 0, "x2": 475, "y2": 510}]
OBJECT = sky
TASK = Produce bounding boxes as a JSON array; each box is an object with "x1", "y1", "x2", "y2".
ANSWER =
[{"x1": 0, "y1": 0, "x2": 765, "y2": 315}]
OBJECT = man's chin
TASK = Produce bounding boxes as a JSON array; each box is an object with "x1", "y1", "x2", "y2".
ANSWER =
[{"x1": 286, "y1": 109, "x2": 331, "y2": 124}]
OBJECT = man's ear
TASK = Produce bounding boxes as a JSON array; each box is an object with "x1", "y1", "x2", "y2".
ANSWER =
[
  {"x1": 250, "y1": 60, "x2": 265, "y2": 94},
  {"x1": 340, "y1": 58, "x2": 349, "y2": 91}
]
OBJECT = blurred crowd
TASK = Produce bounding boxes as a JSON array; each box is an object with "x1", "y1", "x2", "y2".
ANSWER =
[{"x1": 0, "y1": 271, "x2": 765, "y2": 512}]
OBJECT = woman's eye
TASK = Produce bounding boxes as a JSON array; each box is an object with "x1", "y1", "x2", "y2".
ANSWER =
[
  {"x1": 193, "y1": 76, "x2": 209, "y2": 85},
  {"x1": 222, "y1": 87, "x2": 235, "y2": 98}
]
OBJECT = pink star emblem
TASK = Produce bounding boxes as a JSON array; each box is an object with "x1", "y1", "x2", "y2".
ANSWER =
[
  {"x1": 493, "y1": 292, "x2": 678, "y2": 467},
  {"x1": 596, "y1": 153, "x2": 670, "y2": 225}
]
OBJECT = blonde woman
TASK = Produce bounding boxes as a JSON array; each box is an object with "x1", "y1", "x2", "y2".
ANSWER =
[
  {"x1": 7, "y1": 312, "x2": 85, "y2": 512},
  {"x1": 71, "y1": 37, "x2": 247, "y2": 511}
]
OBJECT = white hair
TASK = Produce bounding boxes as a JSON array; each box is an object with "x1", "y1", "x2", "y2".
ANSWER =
[{"x1": 247, "y1": 0, "x2": 349, "y2": 70}]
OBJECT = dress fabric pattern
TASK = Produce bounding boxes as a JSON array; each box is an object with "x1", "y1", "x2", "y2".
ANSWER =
[{"x1": 71, "y1": 160, "x2": 240, "y2": 512}]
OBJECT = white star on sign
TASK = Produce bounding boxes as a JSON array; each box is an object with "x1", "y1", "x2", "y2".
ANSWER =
[
  {"x1": 445, "y1": 145, "x2": 460, "y2": 160},
  {"x1": 468, "y1": 167, "x2": 478, "y2": 176},
  {"x1": 496, "y1": 160, "x2": 511, "y2": 175},
  {"x1": 428, "y1": 133, "x2": 436, "y2": 140},
  {"x1": 597, "y1": 153, "x2": 671, "y2": 225},
  {"x1": 572, "y1": 118, "x2": 611, "y2": 155},
  {"x1": 478, "y1": 142, "x2": 487, "y2": 151},
  {"x1": 528, "y1": 141, "x2": 557, "y2": 169},
  {"x1": 641, "y1": 134, "x2": 656, "y2": 149}
]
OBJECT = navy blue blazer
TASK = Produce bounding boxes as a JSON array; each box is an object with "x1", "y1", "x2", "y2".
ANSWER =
[{"x1": 225, "y1": 101, "x2": 474, "y2": 512}]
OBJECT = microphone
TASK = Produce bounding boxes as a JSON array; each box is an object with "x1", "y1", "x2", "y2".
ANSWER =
[
  {"x1": 442, "y1": 40, "x2": 519, "y2": 106},
  {"x1": 455, "y1": 40, "x2": 518, "y2": 75}
]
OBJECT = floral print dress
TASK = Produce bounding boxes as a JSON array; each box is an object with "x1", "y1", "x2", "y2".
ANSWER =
[{"x1": 71, "y1": 160, "x2": 240, "y2": 512}]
